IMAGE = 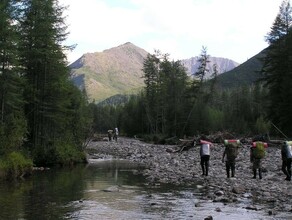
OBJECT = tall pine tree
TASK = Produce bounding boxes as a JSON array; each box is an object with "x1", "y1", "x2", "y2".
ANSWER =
[
  {"x1": 262, "y1": 0, "x2": 292, "y2": 136},
  {"x1": 19, "y1": 0, "x2": 89, "y2": 165},
  {"x1": 0, "y1": 0, "x2": 27, "y2": 155}
]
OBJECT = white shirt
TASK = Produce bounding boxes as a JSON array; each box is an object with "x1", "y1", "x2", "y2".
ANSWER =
[{"x1": 200, "y1": 143, "x2": 210, "y2": 156}]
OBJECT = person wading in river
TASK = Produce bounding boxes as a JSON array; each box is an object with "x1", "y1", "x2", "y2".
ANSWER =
[
  {"x1": 198, "y1": 137, "x2": 213, "y2": 176},
  {"x1": 281, "y1": 141, "x2": 292, "y2": 181}
]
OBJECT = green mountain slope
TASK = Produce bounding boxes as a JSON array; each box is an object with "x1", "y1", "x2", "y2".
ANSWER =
[
  {"x1": 69, "y1": 42, "x2": 249, "y2": 103},
  {"x1": 216, "y1": 49, "x2": 266, "y2": 88},
  {"x1": 69, "y1": 42, "x2": 148, "y2": 102}
]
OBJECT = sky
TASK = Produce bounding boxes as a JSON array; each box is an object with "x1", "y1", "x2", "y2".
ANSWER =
[{"x1": 60, "y1": 0, "x2": 283, "y2": 64}]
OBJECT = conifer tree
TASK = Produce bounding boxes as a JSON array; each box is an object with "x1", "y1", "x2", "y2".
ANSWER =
[
  {"x1": 0, "y1": 0, "x2": 27, "y2": 155},
  {"x1": 19, "y1": 0, "x2": 89, "y2": 165},
  {"x1": 262, "y1": 0, "x2": 292, "y2": 135}
]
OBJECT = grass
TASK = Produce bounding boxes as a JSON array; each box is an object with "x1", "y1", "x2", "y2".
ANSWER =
[{"x1": 0, "y1": 152, "x2": 33, "y2": 179}]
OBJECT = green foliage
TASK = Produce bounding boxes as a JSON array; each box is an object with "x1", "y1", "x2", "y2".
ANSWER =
[
  {"x1": 0, "y1": 0, "x2": 27, "y2": 156},
  {"x1": 255, "y1": 116, "x2": 271, "y2": 134},
  {"x1": 55, "y1": 141, "x2": 86, "y2": 165},
  {"x1": 141, "y1": 51, "x2": 190, "y2": 136},
  {"x1": 0, "y1": 152, "x2": 33, "y2": 179},
  {"x1": 262, "y1": 0, "x2": 292, "y2": 136},
  {"x1": 205, "y1": 107, "x2": 224, "y2": 132},
  {"x1": 0, "y1": 112, "x2": 27, "y2": 155},
  {"x1": 13, "y1": 0, "x2": 93, "y2": 166}
]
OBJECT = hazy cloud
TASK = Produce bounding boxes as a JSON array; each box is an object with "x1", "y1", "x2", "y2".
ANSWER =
[{"x1": 61, "y1": 0, "x2": 283, "y2": 64}]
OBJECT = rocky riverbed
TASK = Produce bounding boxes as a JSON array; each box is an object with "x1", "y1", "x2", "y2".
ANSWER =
[{"x1": 86, "y1": 137, "x2": 292, "y2": 218}]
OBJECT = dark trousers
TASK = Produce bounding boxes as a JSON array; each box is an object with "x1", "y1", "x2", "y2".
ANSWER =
[
  {"x1": 252, "y1": 158, "x2": 262, "y2": 179},
  {"x1": 200, "y1": 155, "x2": 210, "y2": 176},
  {"x1": 225, "y1": 160, "x2": 235, "y2": 178},
  {"x1": 282, "y1": 158, "x2": 292, "y2": 180}
]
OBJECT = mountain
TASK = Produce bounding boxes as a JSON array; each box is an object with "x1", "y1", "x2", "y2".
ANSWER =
[
  {"x1": 181, "y1": 57, "x2": 239, "y2": 78},
  {"x1": 69, "y1": 42, "x2": 148, "y2": 102},
  {"x1": 215, "y1": 49, "x2": 266, "y2": 88},
  {"x1": 69, "y1": 42, "x2": 240, "y2": 102}
]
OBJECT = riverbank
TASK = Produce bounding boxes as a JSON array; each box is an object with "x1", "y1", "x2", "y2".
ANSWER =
[{"x1": 86, "y1": 137, "x2": 292, "y2": 218}]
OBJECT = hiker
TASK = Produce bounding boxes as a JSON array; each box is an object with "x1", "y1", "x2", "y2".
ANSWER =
[
  {"x1": 113, "y1": 127, "x2": 119, "y2": 142},
  {"x1": 107, "y1": 129, "x2": 113, "y2": 141},
  {"x1": 281, "y1": 141, "x2": 292, "y2": 181},
  {"x1": 250, "y1": 141, "x2": 268, "y2": 179},
  {"x1": 199, "y1": 137, "x2": 213, "y2": 176},
  {"x1": 222, "y1": 139, "x2": 241, "y2": 178}
]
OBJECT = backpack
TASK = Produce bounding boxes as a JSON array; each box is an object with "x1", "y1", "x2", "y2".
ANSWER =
[
  {"x1": 284, "y1": 141, "x2": 292, "y2": 158},
  {"x1": 224, "y1": 140, "x2": 240, "y2": 160},
  {"x1": 252, "y1": 141, "x2": 268, "y2": 159}
]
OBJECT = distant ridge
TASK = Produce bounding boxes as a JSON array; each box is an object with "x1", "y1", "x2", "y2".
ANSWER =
[
  {"x1": 215, "y1": 49, "x2": 266, "y2": 88},
  {"x1": 181, "y1": 56, "x2": 239, "y2": 78},
  {"x1": 69, "y1": 42, "x2": 254, "y2": 103}
]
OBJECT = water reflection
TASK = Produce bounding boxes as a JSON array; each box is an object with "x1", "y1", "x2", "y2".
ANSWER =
[
  {"x1": 0, "y1": 160, "x2": 289, "y2": 219},
  {"x1": 0, "y1": 160, "x2": 146, "y2": 220}
]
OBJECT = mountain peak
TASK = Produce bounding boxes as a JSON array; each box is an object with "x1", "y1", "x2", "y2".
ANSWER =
[
  {"x1": 69, "y1": 42, "x2": 148, "y2": 102},
  {"x1": 103, "y1": 42, "x2": 145, "y2": 53},
  {"x1": 69, "y1": 42, "x2": 243, "y2": 102}
]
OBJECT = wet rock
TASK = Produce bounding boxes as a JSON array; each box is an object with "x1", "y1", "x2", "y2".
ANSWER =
[
  {"x1": 214, "y1": 197, "x2": 231, "y2": 203},
  {"x1": 195, "y1": 202, "x2": 202, "y2": 207},
  {"x1": 243, "y1": 193, "x2": 252, "y2": 198},
  {"x1": 245, "y1": 205, "x2": 258, "y2": 211},
  {"x1": 102, "y1": 186, "x2": 119, "y2": 192},
  {"x1": 86, "y1": 137, "x2": 292, "y2": 217},
  {"x1": 232, "y1": 186, "x2": 245, "y2": 194},
  {"x1": 204, "y1": 216, "x2": 213, "y2": 220},
  {"x1": 215, "y1": 190, "x2": 224, "y2": 196},
  {"x1": 215, "y1": 207, "x2": 222, "y2": 212}
]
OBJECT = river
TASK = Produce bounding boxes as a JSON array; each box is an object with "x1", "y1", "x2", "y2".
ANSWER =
[{"x1": 0, "y1": 159, "x2": 289, "y2": 220}]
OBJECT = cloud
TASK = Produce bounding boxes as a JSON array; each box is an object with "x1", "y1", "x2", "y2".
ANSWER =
[{"x1": 61, "y1": 0, "x2": 283, "y2": 63}]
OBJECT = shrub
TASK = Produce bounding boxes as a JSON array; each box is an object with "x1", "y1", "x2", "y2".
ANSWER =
[
  {"x1": 55, "y1": 142, "x2": 87, "y2": 165},
  {"x1": 0, "y1": 152, "x2": 33, "y2": 179},
  {"x1": 255, "y1": 116, "x2": 271, "y2": 134}
]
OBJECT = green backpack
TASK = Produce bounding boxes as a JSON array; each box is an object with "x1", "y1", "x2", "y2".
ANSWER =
[
  {"x1": 224, "y1": 140, "x2": 240, "y2": 160},
  {"x1": 252, "y1": 141, "x2": 267, "y2": 159}
]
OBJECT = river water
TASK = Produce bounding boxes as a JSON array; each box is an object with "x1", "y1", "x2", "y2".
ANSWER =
[{"x1": 0, "y1": 159, "x2": 289, "y2": 220}]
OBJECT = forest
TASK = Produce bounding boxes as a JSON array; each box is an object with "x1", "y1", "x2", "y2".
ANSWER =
[
  {"x1": 92, "y1": 0, "x2": 292, "y2": 142},
  {"x1": 0, "y1": 0, "x2": 92, "y2": 178},
  {"x1": 0, "y1": 0, "x2": 291, "y2": 178}
]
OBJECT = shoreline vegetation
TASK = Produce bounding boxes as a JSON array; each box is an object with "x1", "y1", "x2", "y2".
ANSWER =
[{"x1": 0, "y1": 152, "x2": 33, "y2": 179}]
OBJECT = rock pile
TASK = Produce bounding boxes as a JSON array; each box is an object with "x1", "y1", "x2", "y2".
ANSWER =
[{"x1": 86, "y1": 137, "x2": 292, "y2": 216}]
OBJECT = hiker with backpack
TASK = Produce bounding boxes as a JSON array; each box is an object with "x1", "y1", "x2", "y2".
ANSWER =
[
  {"x1": 198, "y1": 137, "x2": 213, "y2": 176},
  {"x1": 281, "y1": 141, "x2": 292, "y2": 181},
  {"x1": 222, "y1": 139, "x2": 241, "y2": 178},
  {"x1": 250, "y1": 141, "x2": 268, "y2": 179}
]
